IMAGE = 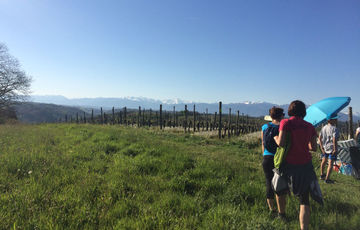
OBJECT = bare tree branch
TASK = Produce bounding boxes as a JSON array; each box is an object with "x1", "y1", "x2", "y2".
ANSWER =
[{"x1": 0, "y1": 43, "x2": 32, "y2": 109}]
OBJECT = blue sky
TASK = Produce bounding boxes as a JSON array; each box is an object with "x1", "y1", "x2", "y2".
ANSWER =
[{"x1": 1, "y1": 0, "x2": 359, "y2": 112}]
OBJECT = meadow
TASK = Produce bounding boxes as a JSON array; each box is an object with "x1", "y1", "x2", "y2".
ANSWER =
[{"x1": 0, "y1": 124, "x2": 359, "y2": 229}]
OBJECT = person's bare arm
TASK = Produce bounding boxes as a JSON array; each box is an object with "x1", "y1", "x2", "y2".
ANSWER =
[
  {"x1": 318, "y1": 133, "x2": 324, "y2": 153},
  {"x1": 261, "y1": 130, "x2": 264, "y2": 153},
  {"x1": 274, "y1": 130, "x2": 286, "y2": 147},
  {"x1": 355, "y1": 129, "x2": 360, "y2": 140},
  {"x1": 309, "y1": 135, "x2": 317, "y2": 152},
  {"x1": 332, "y1": 136, "x2": 337, "y2": 155}
]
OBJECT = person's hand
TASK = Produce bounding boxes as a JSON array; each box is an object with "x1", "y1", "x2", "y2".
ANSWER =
[
  {"x1": 332, "y1": 149, "x2": 336, "y2": 156},
  {"x1": 273, "y1": 135, "x2": 278, "y2": 142}
]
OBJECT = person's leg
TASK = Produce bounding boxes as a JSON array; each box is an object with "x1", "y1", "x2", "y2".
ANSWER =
[
  {"x1": 262, "y1": 156, "x2": 276, "y2": 210},
  {"x1": 320, "y1": 156, "x2": 327, "y2": 179},
  {"x1": 326, "y1": 159, "x2": 334, "y2": 180},
  {"x1": 299, "y1": 205, "x2": 310, "y2": 230},
  {"x1": 299, "y1": 190, "x2": 310, "y2": 230},
  {"x1": 267, "y1": 199, "x2": 275, "y2": 211},
  {"x1": 276, "y1": 194, "x2": 286, "y2": 214}
]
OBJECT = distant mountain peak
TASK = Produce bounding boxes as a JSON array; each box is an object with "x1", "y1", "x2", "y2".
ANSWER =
[
  {"x1": 161, "y1": 98, "x2": 193, "y2": 104},
  {"x1": 243, "y1": 101, "x2": 262, "y2": 105}
]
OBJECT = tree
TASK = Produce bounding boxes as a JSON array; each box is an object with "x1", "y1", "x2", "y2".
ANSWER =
[{"x1": 0, "y1": 43, "x2": 32, "y2": 110}]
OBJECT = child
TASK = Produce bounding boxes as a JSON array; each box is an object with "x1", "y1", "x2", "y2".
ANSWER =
[{"x1": 319, "y1": 116, "x2": 339, "y2": 184}]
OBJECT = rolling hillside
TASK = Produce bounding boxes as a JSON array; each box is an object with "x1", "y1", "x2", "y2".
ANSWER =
[{"x1": 14, "y1": 102, "x2": 90, "y2": 123}]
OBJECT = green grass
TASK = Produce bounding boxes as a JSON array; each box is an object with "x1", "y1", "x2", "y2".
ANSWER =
[{"x1": 0, "y1": 124, "x2": 359, "y2": 229}]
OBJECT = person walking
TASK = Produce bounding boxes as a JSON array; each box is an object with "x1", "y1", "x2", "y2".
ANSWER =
[
  {"x1": 319, "y1": 116, "x2": 339, "y2": 183},
  {"x1": 274, "y1": 100, "x2": 321, "y2": 230},
  {"x1": 261, "y1": 107, "x2": 286, "y2": 218}
]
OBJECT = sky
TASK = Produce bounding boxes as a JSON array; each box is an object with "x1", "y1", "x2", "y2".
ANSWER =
[{"x1": 0, "y1": 0, "x2": 359, "y2": 112}]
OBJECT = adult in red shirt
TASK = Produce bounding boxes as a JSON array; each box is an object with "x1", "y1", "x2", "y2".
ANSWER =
[{"x1": 274, "y1": 100, "x2": 318, "y2": 230}]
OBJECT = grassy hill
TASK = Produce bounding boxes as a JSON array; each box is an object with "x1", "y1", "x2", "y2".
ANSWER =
[
  {"x1": 14, "y1": 102, "x2": 89, "y2": 123},
  {"x1": 0, "y1": 124, "x2": 359, "y2": 229}
]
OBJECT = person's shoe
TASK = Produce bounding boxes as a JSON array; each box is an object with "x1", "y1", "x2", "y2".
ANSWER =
[
  {"x1": 325, "y1": 179, "x2": 335, "y2": 184},
  {"x1": 277, "y1": 213, "x2": 287, "y2": 222},
  {"x1": 319, "y1": 174, "x2": 326, "y2": 180},
  {"x1": 268, "y1": 210, "x2": 277, "y2": 217}
]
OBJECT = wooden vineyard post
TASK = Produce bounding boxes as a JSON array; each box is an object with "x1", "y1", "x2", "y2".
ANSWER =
[
  {"x1": 349, "y1": 107, "x2": 354, "y2": 139},
  {"x1": 138, "y1": 106, "x2": 141, "y2": 127},
  {"x1": 119, "y1": 111, "x2": 122, "y2": 124},
  {"x1": 76, "y1": 113, "x2": 79, "y2": 124},
  {"x1": 173, "y1": 106, "x2": 176, "y2": 128},
  {"x1": 124, "y1": 107, "x2": 127, "y2": 126},
  {"x1": 206, "y1": 108, "x2": 209, "y2": 131},
  {"x1": 202, "y1": 112, "x2": 205, "y2": 131},
  {"x1": 241, "y1": 112, "x2": 244, "y2": 134},
  {"x1": 228, "y1": 108, "x2": 231, "y2": 138},
  {"x1": 91, "y1": 109, "x2": 94, "y2": 124},
  {"x1": 149, "y1": 109, "x2": 152, "y2": 127},
  {"x1": 219, "y1": 102, "x2": 222, "y2": 139},
  {"x1": 112, "y1": 107, "x2": 115, "y2": 125},
  {"x1": 142, "y1": 108, "x2": 145, "y2": 126},
  {"x1": 236, "y1": 110, "x2": 240, "y2": 136},
  {"x1": 160, "y1": 104, "x2": 163, "y2": 130},
  {"x1": 176, "y1": 110, "x2": 178, "y2": 127},
  {"x1": 214, "y1": 112, "x2": 217, "y2": 130},
  {"x1": 65, "y1": 114, "x2": 68, "y2": 123},
  {"x1": 83, "y1": 112, "x2": 86, "y2": 123},
  {"x1": 193, "y1": 104, "x2": 196, "y2": 132},
  {"x1": 184, "y1": 105, "x2": 188, "y2": 133},
  {"x1": 101, "y1": 107, "x2": 104, "y2": 124}
]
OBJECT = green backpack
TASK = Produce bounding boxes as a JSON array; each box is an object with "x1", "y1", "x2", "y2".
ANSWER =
[{"x1": 274, "y1": 132, "x2": 291, "y2": 169}]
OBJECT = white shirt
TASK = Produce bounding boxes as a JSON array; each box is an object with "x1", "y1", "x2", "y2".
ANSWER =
[{"x1": 320, "y1": 124, "x2": 339, "y2": 154}]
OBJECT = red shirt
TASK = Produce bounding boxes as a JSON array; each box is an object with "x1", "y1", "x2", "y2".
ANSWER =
[{"x1": 279, "y1": 116, "x2": 317, "y2": 165}]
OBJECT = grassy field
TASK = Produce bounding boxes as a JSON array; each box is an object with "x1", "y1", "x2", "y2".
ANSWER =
[{"x1": 0, "y1": 124, "x2": 359, "y2": 229}]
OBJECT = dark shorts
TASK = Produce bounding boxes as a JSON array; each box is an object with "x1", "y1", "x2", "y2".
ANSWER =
[
  {"x1": 283, "y1": 162, "x2": 314, "y2": 206},
  {"x1": 299, "y1": 189, "x2": 310, "y2": 205},
  {"x1": 321, "y1": 153, "x2": 337, "y2": 161}
]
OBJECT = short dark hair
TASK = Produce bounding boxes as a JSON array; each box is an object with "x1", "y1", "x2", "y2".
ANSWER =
[
  {"x1": 288, "y1": 100, "x2": 306, "y2": 118},
  {"x1": 269, "y1": 107, "x2": 284, "y2": 120}
]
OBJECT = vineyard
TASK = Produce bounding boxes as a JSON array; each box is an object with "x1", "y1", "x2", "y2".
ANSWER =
[
  {"x1": 60, "y1": 103, "x2": 265, "y2": 138},
  {"x1": 56, "y1": 103, "x2": 360, "y2": 142}
]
